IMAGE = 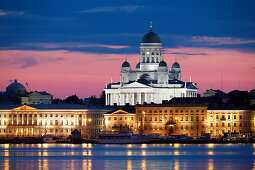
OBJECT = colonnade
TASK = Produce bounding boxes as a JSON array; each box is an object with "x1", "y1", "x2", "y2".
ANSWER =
[{"x1": 106, "y1": 92, "x2": 155, "y2": 106}]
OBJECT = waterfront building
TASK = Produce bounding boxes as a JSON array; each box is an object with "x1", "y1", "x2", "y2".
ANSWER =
[
  {"x1": 0, "y1": 104, "x2": 113, "y2": 138},
  {"x1": 136, "y1": 104, "x2": 208, "y2": 136},
  {"x1": 207, "y1": 109, "x2": 251, "y2": 138},
  {"x1": 103, "y1": 109, "x2": 137, "y2": 133},
  {"x1": 104, "y1": 24, "x2": 198, "y2": 106}
]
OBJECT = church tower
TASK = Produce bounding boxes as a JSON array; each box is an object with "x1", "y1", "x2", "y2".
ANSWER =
[{"x1": 140, "y1": 22, "x2": 163, "y2": 71}]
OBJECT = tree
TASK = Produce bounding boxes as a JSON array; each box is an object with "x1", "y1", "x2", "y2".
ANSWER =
[{"x1": 65, "y1": 94, "x2": 83, "y2": 104}]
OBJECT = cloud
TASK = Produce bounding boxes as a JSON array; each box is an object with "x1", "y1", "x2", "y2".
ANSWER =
[
  {"x1": 0, "y1": 9, "x2": 24, "y2": 16},
  {"x1": 252, "y1": 66, "x2": 255, "y2": 70},
  {"x1": 190, "y1": 36, "x2": 255, "y2": 45},
  {"x1": 81, "y1": 5, "x2": 143, "y2": 13},
  {"x1": 19, "y1": 42, "x2": 130, "y2": 49},
  {"x1": 5, "y1": 57, "x2": 38, "y2": 68}
]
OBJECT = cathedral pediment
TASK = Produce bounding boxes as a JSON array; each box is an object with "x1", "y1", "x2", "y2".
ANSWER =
[
  {"x1": 12, "y1": 105, "x2": 37, "y2": 110},
  {"x1": 121, "y1": 82, "x2": 151, "y2": 89}
]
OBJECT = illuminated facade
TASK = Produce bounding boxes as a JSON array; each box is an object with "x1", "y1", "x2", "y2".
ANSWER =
[
  {"x1": 103, "y1": 109, "x2": 138, "y2": 133},
  {"x1": 104, "y1": 24, "x2": 198, "y2": 106},
  {"x1": 207, "y1": 109, "x2": 251, "y2": 138},
  {"x1": 135, "y1": 104, "x2": 254, "y2": 138},
  {"x1": 136, "y1": 104, "x2": 208, "y2": 137},
  {"x1": 0, "y1": 104, "x2": 113, "y2": 138}
]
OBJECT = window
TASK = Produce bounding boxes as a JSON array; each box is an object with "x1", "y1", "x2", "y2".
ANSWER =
[
  {"x1": 202, "y1": 116, "x2": 204, "y2": 121},
  {"x1": 56, "y1": 114, "x2": 58, "y2": 117},
  {"x1": 55, "y1": 120, "x2": 58, "y2": 125},
  {"x1": 186, "y1": 125, "x2": 189, "y2": 130},
  {"x1": 191, "y1": 116, "x2": 194, "y2": 121},
  {"x1": 144, "y1": 117, "x2": 147, "y2": 121},
  {"x1": 216, "y1": 123, "x2": 219, "y2": 127},
  {"x1": 114, "y1": 117, "x2": 117, "y2": 120},
  {"x1": 154, "y1": 117, "x2": 157, "y2": 121},
  {"x1": 234, "y1": 115, "x2": 237, "y2": 119},
  {"x1": 159, "y1": 110, "x2": 162, "y2": 113},
  {"x1": 234, "y1": 123, "x2": 236, "y2": 127},
  {"x1": 131, "y1": 117, "x2": 133, "y2": 120},
  {"x1": 185, "y1": 116, "x2": 188, "y2": 121},
  {"x1": 45, "y1": 114, "x2": 47, "y2": 117},
  {"x1": 239, "y1": 115, "x2": 242, "y2": 119},
  {"x1": 108, "y1": 117, "x2": 111, "y2": 120},
  {"x1": 120, "y1": 117, "x2": 122, "y2": 120},
  {"x1": 50, "y1": 114, "x2": 53, "y2": 117},
  {"x1": 228, "y1": 123, "x2": 230, "y2": 127},
  {"x1": 228, "y1": 115, "x2": 230, "y2": 119},
  {"x1": 222, "y1": 123, "x2": 224, "y2": 127},
  {"x1": 240, "y1": 123, "x2": 242, "y2": 127},
  {"x1": 164, "y1": 110, "x2": 167, "y2": 113},
  {"x1": 210, "y1": 123, "x2": 213, "y2": 127},
  {"x1": 180, "y1": 116, "x2": 183, "y2": 121},
  {"x1": 216, "y1": 115, "x2": 219, "y2": 119},
  {"x1": 147, "y1": 57, "x2": 149, "y2": 62},
  {"x1": 149, "y1": 117, "x2": 152, "y2": 121},
  {"x1": 196, "y1": 116, "x2": 199, "y2": 121},
  {"x1": 149, "y1": 110, "x2": 152, "y2": 113}
]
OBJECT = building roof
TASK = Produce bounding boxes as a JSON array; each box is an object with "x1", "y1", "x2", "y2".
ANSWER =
[
  {"x1": 172, "y1": 62, "x2": 180, "y2": 68},
  {"x1": 122, "y1": 61, "x2": 130, "y2": 67},
  {"x1": 141, "y1": 31, "x2": 161, "y2": 43},
  {"x1": 0, "y1": 104, "x2": 114, "y2": 110},
  {"x1": 7, "y1": 79, "x2": 25, "y2": 88},
  {"x1": 159, "y1": 60, "x2": 167, "y2": 67}
]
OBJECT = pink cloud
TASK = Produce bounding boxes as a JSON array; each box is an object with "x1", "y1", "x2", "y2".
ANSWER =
[
  {"x1": 21, "y1": 43, "x2": 130, "y2": 49},
  {"x1": 0, "y1": 48, "x2": 255, "y2": 99}
]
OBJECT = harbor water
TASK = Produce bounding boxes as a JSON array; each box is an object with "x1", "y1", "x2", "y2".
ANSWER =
[{"x1": 0, "y1": 143, "x2": 254, "y2": 170}]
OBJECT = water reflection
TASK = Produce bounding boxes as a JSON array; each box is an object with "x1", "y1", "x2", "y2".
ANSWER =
[
  {"x1": 208, "y1": 159, "x2": 214, "y2": 170},
  {"x1": 174, "y1": 159, "x2": 179, "y2": 170},
  {"x1": 0, "y1": 144, "x2": 253, "y2": 170},
  {"x1": 82, "y1": 159, "x2": 92, "y2": 170},
  {"x1": 127, "y1": 160, "x2": 132, "y2": 170},
  {"x1": 141, "y1": 159, "x2": 146, "y2": 170}
]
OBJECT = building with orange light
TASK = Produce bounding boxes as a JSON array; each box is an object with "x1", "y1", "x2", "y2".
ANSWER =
[
  {"x1": 136, "y1": 104, "x2": 208, "y2": 137},
  {"x1": 103, "y1": 109, "x2": 138, "y2": 133},
  {"x1": 207, "y1": 109, "x2": 251, "y2": 138},
  {"x1": 0, "y1": 104, "x2": 113, "y2": 138}
]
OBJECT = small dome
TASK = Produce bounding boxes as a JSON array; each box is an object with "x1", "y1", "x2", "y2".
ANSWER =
[
  {"x1": 7, "y1": 79, "x2": 25, "y2": 88},
  {"x1": 136, "y1": 62, "x2": 140, "y2": 68},
  {"x1": 122, "y1": 61, "x2": 130, "y2": 67},
  {"x1": 141, "y1": 31, "x2": 161, "y2": 43},
  {"x1": 172, "y1": 62, "x2": 180, "y2": 68},
  {"x1": 159, "y1": 60, "x2": 167, "y2": 67}
]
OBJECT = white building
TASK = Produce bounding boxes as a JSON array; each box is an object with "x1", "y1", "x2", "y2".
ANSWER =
[{"x1": 105, "y1": 24, "x2": 198, "y2": 106}]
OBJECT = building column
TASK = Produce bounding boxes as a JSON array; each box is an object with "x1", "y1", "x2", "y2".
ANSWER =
[
  {"x1": 105, "y1": 93, "x2": 108, "y2": 105},
  {"x1": 139, "y1": 92, "x2": 142, "y2": 104},
  {"x1": 150, "y1": 93, "x2": 153, "y2": 103},
  {"x1": 145, "y1": 92, "x2": 148, "y2": 103}
]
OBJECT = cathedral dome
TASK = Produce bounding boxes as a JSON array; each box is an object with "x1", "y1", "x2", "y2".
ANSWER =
[
  {"x1": 141, "y1": 31, "x2": 161, "y2": 43},
  {"x1": 6, "y1": 79, "x2": 27, "y2": 96},
  {"x1": 172, "y1": 62, "x2": 180, "y2": 68},
  {"x1": 159, "y1": 60, "x2": 167, "y2": 67},
  {"x1": 122, "y1": 61, "x2": 130, "y2": 67},
  {"x1": 136, "y1": 62, "x2": 140, "y2": 68}
]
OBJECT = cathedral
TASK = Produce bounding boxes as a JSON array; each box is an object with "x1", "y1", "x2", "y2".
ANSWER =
[{"x1": 105, "y1": 24, "x2": 198, "y2": 106}]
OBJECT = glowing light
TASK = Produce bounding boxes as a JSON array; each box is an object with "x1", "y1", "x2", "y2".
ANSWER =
[
  {"x1": 88, "y1": 119, "x2": 92, "y2": 122},
  {"x1": 142, "y1": 150, "x2": 146, "y2": 156},
  {"x1": 4, "y1": 144, "x2": 9, "y2": 148},
  {"x1": 141, "y1": 159, "x2": 146, "y2": 170},
  {"x1": 174, "y1": 143, "x2": 180, "y2": 148},
  {"x1": 88, "y1": 143, "x2": 92, "y2": 148},
  {"x1": 174, "y1": 159, "x2": 179, "y2": 170},
  {"x1": 127, "y1": 144, "x2": 132, "y2": 148},
  {"x1": 141, "y1": 144, "x2": 147, "y2": 148},
  {"x1": 42, "y1": 144, "x2": 49, "y2": 148},
  {"x1": 208, "y1": 143, "x2": 214, "y2": 148},
  {"x1": 174, "y1": 151, "x2": 179, "y2": 155},
  {"x1": 127, "y1": 150, "x2": 132, "y2": 156},
  {"x1": 208, "y1": 159, "x2": 214, "y2": 170},
  {"x1": 82, "y1": 143, "x2": 88, "y2": 148}
]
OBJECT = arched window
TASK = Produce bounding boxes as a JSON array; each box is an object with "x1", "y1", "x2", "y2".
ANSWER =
[
  {"x1": 152, "y1": 57, "x2": 155, "y2": 62},
  {"x1": 156, "y1": 53, "x2": 159, "y2": 55},
  {"x1": 152, "y1": 52, "x2": 155, "y2": 55},
  {"x1": 156, "y1": 57, "x2": 159, "y2": 62},
  {"x1": 147, "y1": 57, "x2": 149, "y2": 63}
]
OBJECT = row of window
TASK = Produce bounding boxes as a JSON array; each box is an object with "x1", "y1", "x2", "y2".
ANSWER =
[
  {"x1": 140, "y1": 109, "x2": 205, "y2": 114},
  {"x1": 109, "y1": 117, "x2": 134, "y2": 121},
  {"x1": 142, "y1": 115, "x2": 204, "y2": 122},
  {"x1": 210, "y1": 114, "x2": 244, "y2": 120},
  {"x1": 210, "y1": 122, "x2": 247, "y2": 127}
]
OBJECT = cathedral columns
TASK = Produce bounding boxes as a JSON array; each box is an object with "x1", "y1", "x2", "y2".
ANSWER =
[
  {"x1": 145, "y1": 92, "x2": 148, "y2": 103},
  {"x1": 105, "y1": 93, "x2": 108, "y2": 105},
  {"x1": 139, "y1": 92, "x2": 142, "y2": 104}
]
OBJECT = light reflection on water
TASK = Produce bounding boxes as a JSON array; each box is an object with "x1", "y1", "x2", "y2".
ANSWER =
[{"x1": 0, "y1": 143, "x2": 254, "y2": 170}]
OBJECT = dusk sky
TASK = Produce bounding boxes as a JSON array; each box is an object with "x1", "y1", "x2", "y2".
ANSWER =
[{"x1": 0, "y1": 0, "x2": 255, "y2": 99}]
